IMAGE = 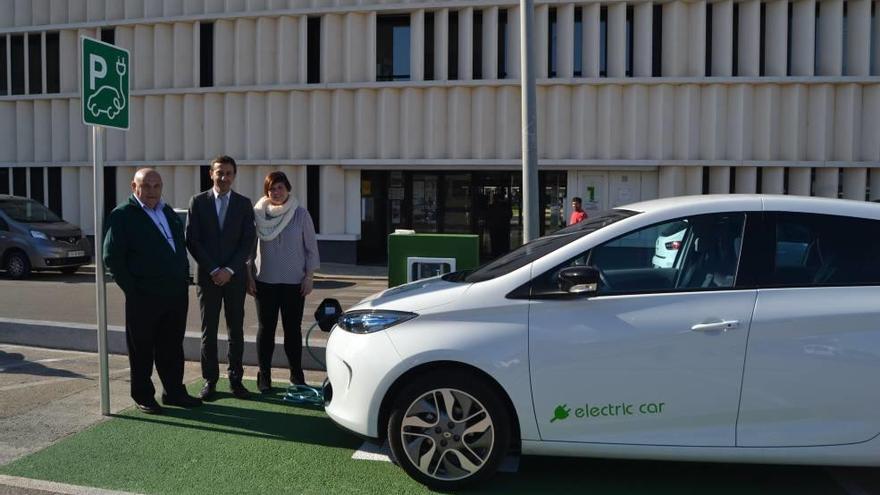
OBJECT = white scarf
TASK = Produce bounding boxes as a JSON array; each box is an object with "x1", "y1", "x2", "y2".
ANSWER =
[{"x1": 254, "y1": 195, "x2": 300, "y2": 241}]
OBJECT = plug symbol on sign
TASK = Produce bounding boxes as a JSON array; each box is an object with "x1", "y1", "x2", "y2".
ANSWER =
[{"x1": 550, "y1": 404, "x2": 571, "y2": 423}]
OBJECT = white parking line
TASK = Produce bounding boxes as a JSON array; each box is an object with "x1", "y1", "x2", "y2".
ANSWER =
[
  {"x1": 0, "y1": 368, "x2": 130, "y2": 392},
  {"x1": 0, "y1": 475, "x2": 142, "y2": 495},
  {"x1": 0, "y1": 356, "x2": 94, "y2": 372}
]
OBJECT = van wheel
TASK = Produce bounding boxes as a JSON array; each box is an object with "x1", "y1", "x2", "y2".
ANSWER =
[
  {"x1": 387, "y1": 371, "x2": 510, "y2": 490},
  {"x1": 5, "y1": 251, "x2": 31, "y2": 279}
]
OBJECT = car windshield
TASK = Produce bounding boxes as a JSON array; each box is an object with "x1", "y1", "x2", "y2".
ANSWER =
[
  {"x1": 0, "y1": 197, "x2": 63, "y2": 223},
  {"x1": 453, "y1": 209, "x2": 639, "y2": 283}
]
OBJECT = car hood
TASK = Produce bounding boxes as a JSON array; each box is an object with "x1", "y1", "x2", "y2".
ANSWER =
[
  {"x1": 352, "y1": 276, "x2": 471, "y2": 313},
  {"x1": 22, "y1": 221, "x2": 83, "y2": 239}
]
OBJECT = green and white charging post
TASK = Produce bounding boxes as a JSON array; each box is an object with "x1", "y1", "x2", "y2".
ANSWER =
[{"x1": 81, "y1": 36, "x2": 129, "y2": 416}]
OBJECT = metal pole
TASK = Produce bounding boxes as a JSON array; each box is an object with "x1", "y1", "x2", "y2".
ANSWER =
[
  {"x1": 92, "y1": 125, "x2": 110, "y2": 416},
  {"x1": 520, "y1": 0, "x2": 539, "y2": 242}
]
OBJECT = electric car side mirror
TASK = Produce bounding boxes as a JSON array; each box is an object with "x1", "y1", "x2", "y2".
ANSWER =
[
  {"x1": 315, "y1": 298, "x2": 343, "y2": 332},
  {"x1": 557, "y1": 266, "x2": 599, "y2": 296}
]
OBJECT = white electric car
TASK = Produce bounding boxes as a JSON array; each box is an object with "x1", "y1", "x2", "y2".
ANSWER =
[{"x1": 324, "y1": 195, "x2": 880, "y2": 489}]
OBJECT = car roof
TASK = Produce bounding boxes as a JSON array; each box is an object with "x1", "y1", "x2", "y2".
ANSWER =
[{"x1": 620, "y1": 194, "x2": 880, "y2": 220}]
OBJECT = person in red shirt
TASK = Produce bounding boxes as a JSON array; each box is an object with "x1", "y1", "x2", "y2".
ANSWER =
[{"x1": 569, "y1": 197, "x2": 588, "y2": 225}]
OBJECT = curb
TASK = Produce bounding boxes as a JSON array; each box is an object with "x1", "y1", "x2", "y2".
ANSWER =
[
  {"x1": 0, "y1": 317, "x2": 327, "y2": 371},
  {"x1": 73, "y1": 265, "x2": 388, "y2": 282}
]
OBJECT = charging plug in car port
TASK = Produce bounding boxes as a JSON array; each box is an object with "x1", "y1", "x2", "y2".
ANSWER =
[{"x1": 315, "y1": 298, "x2": 343, "y2": 332}]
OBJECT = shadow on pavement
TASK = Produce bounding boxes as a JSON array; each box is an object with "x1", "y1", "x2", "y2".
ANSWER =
[{"x1": 0, "y1": 350, "x2": 88, "y2": 379}]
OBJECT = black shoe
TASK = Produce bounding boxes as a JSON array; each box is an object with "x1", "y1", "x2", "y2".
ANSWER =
[
  {"x1": 230, "y1": 380, "x2": 251, "y2": 399},
  {"x1": 162, "y1": 393, "x2": 203, "y2": 408},
  {"x1": 290, "y1": 370, "x2": 306, "y2": 387},
  {"x1": 198, "y1": 382, "x2": 216, "y2": 401},
  {"x1": 257, "y1": 371, "x2": 271, "y2": 394},
  {"x1": 135, "y1": 398, "x2": 163, "y2": 415}
]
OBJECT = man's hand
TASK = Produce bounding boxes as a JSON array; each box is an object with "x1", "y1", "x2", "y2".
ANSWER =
[
  {"x1": 246, "y1": 278, "x2": 257, "y2": 296},
  {"x1": 300, "y1": 274, "x2": 313, "y2": 296},
  {"x1": 212, "y1": 269, "x2": 232, "y2": 286}
]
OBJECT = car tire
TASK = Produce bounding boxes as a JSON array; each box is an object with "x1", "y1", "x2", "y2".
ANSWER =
[
  {"x1": 60, "y1": 266, "x2": 79, "y2": 275},
  {"x1": 387, "y1": 370, "x2": 511, "y2": 490},
  {"x1": 4, "y1": 251, "x2": 31, "y2": 280}
]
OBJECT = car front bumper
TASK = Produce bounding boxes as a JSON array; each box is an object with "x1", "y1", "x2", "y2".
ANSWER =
[{"x1": 323, "y1": 326, "x2": 402, "y2": 439}]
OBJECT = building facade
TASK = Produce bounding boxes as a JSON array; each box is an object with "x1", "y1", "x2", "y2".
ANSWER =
[{"x1": 1, "y1": 0, "x2": 878, "y2": 263}]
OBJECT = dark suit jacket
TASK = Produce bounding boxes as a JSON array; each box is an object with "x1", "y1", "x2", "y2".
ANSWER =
[
  {"x1": 185, "y1": 189, "x2": 256, "y2": 286},
  {"x1": 103, "y1": 195, "x2": 190, "y2": 296}
]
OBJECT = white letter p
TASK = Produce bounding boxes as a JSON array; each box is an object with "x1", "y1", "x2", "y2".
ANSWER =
[{"x1": 89, "y1": 54, "x2": 106, "y2": 91}]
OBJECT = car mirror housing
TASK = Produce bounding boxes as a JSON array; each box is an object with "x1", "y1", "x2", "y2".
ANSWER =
[{"x1": 557, "y1": 266, "x2": 600, "y2": 296}]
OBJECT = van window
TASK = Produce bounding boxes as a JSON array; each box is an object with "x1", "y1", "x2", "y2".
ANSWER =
[
  {"x1": 531, "y1": 213, "x2": 746, "y2": 296},
  {"x1": 0, "y1": 197, "x2": 63, "y2": 223},
  {"x1": 768, "y1": 213, "x2": 880, "y2": 287}
]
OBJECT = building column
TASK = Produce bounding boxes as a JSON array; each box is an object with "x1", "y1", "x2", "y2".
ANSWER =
[
  {"x1": 870, "y1": 169, "x2": 880, "y2": 201},
  {"x1": 813, "y1": 167, "x2": 839, "y2": 198},
  {"x1": 712, "y1": 0, "x2": 733, "y2": 76},
  {"x1": 583, "y1": 3, "x2": 600, "y2": 77},
  {"x1": 761, "y1": 167, "x2": 785, "y2": 193},
  {"x1": 458, "y1": 7, "x2": 473, "y2": 80},
  {"x1": 685, "y1": 168, "x2": 703, "y2": 195},
  {"x1": 535, "y1": 4, "x2": 548, "y2": 78},
  {"x1": 557, "y1": 4, "x2": 574, "y2": 78},
  {"x1": 633, "y1": 3, "x2": 653, "y2": 77},
  {"x1": 817, "y1": 0, "x2": 843, "y2": 75},
  {"x1": 841, "y1": 168, "x2": 867, "y2": 200},
  {"x1": 608, "y1": 3, "x2": 627, "y2": 77},
  {"x1": 435, "y1": 9, "x2": 449, "y2": 80},
  {"x1": 788, "y1": 168, "x2": 812, "y2": 195},
  {"x1": 765, "y1": 0, "x2": 788, "y2": 76},
  {"x1": 738, "y1": 0, "x2": 760, "y2": 76},
  {"x1": 709, "y1": 167, "x2": 731, "y2": 193},
  {"x1": 298, "y1": 16, "x2": 308, "y2": 83},
  {"x1": 483, "y1": 6, "x2": 499, "y2": 79},
  {"x1": 735, "y1": 167, "x2": 758, "y2": 193},
  {"x1": 320, "y1": 165, "x2": 345, "y2": 234},
  {"x1": 411, "y1": 9, "x2": 425, "y2": 81},
  {"x1": 507, "y1": 6, "x2": 520, "y2": 78},
  {"x1": 845, "y1": 0, "x2": 870, "y2": 75},
  {"x1": 658, "y1": 166, "x2": 685, "y2": 197},
  {"x1": 791, "y1": 0, "x2": 816, "y2": 76}
]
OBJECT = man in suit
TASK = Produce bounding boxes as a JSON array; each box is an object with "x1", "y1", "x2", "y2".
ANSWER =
[
  {"x1": 104, "y1": 168, "x2": 202, "y2": 414},
  {"x1": 186, "y1": 155, "x2": 256, "y2": 400}
]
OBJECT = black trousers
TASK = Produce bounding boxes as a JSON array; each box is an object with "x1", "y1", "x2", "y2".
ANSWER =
[
  {"x1": 254, "y1": 281, "x2": 305, "y2": 384},
  {"x1": 124, "y1": 292, "x2": 188, "y2": 403},
  {"x1": 197, "y1": 276, "x2": 246, "y2": 384}
]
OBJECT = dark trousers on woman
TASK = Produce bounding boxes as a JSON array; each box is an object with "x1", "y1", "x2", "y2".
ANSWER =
[{"x1": 254, "y1": 281, "x2": 306, "y2": 384}]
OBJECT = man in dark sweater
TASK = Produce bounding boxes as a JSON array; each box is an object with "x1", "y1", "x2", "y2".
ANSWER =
[{"x1": 103, "y1": 168, "x2": 201, "y2": 414}]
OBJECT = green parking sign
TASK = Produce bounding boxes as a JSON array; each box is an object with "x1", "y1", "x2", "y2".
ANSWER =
[{"x1": 81, "y1": 37, "x2": 129, "y2": 129}]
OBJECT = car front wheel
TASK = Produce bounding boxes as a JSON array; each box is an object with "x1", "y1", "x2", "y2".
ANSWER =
[
  {"x1": 4, "y1": 251, "x2": 31, "y2": 279},
  {"x1": 387, "y1": 370, "x2": 511, "y2": 490}
]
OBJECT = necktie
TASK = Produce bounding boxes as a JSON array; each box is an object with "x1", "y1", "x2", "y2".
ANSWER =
[{"x1": 218, "y1": 194, "x2": 228, "y2": 230}]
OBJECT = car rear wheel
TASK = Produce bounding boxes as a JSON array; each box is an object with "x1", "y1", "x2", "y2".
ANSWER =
[
  {"x1": 4, "y1": 251, "x2": 31, "y2": 279},
  {"x1": 387, "y1": 370, "x2": 510, "y2": 490}
]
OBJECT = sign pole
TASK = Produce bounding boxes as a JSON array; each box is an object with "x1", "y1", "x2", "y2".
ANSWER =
[
  {"x1": 520, "y1": 0, "x2": 539, "y2": 243},
  {"x1": 92, "y1": 125, "x2": 110, "y2": 416}
]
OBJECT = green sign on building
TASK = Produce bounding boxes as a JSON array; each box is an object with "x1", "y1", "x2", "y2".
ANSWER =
[{"x1": 81, "y1": 37, "x2": 129, "y2": 129}]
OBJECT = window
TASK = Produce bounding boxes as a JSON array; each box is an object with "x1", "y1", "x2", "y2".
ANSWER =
[
  {"x1": 652, "y1": 4, "x2": 662, "y2": 76},
  {"x1": 307, "y1": 165, "x2": 320, "y2": 233},
  {"x1": 574, "y1": 8, "x2": 582, "y2": 76},
  {"x1": 46, "y1": 32, "x2": 59, "y2": 93},
  {"x1": 0, "y1": 168, "x2": 8, "y2": 194},
  {"x1": 549, "y1": 8, "x2": 557, "y2": 77},
  {"x1": 626, "y1": 5, "x2": 634, "y2": 76},
  {"x1": 425, "y1": 12, "x2": 435, "y2": 80},
  {"x1": 473, "y1": 10, "x2": 482, "y2": 79},
  {"x1": 27, "y1": 33, "x2": 42, "y2": 94},
  {"x1": 0, "y1": 36, "x2": 7, "y2": 95},
  {"x1": 532, "y1": 213, "x2": 746, "y2": 296},
  {"x1": 47, "y1": 167, "x2": 61, "y2": 216},
  {"x1": 307, "y1": 17, "x2": 321, "y2": 84},
  {"x1": 814, "y1": 2, "x2": 821, "y2": 74},
  {"x1": 787, "y1": 2, "x2": 793, "y2": 75},
  {"x1": 733, "y1": 3, "x2": 740, "y2": 76},
  {"x1": 100, "y1": 27, "x2": 115, "y2": 45},
  {"x1": 199, "y1": 22, "x2": 213, "y2": 87},
  {"x1": 29, "y1": 167, "x2": 44, "y2": 204},
  {"x1": 449, "y1": 11, "x2": 458, "y2": 79},
  {"x1": 768, "y1": 213, "x2": 880, "y2": 287},
  {"x1": 759, "y1": 2, "x2": 766, "y2": 76},
  {"x1": 11, "y1": 34, "x2": 24, "y2": 95},
  {"x1": 499, "y1": 9, "x2": 508, "y2": 78},
  {"x1": 841, "y1": 2, "x2": 848, "y2": 74},
  {"x1": 12, "y1": 168, "x2": 26, "y2": 196},
  {"x1": 377, "y1": 15, "x2": 411, "y2": 81},
  {"x1": 706, "y1": 3, "x2": 713, "y2": 75},
  {"x1": 600, "y1": 6, "x2": 608, "y2": 77}
]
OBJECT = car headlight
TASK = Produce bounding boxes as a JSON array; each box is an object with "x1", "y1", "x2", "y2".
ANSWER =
[
  {"x1": 337, "y1": 310, "x2": 417, "y2": 334},
  {"x1": 29, "y1": 230, "x2": 50, "y2": 240}
]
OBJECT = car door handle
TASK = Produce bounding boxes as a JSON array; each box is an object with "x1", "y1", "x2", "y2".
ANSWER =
[{"x1": 691, "y1": 320, "x2": 740, "y2": 332}]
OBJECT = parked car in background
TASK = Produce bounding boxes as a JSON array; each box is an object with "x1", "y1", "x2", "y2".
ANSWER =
[
  {"x1": 0, "y1": 195, "x2": 91, "y2": 279},
  {"x1": 174, "y1": 208, "x2": 198, "y2": 283}
]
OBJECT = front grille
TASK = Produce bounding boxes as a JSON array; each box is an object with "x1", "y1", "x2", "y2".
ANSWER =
[
  {"x1": 45, "y1": 256, "x2": 89, "y2": 266},
  {"x1": 56, "y1": 236, "x2": 82, "y2": 245}
]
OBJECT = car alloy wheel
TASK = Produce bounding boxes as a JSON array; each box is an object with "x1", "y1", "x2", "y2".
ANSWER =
[
  {"x1": 5, "y1": 252, "x2": 30, "y2": 279},
  {"x1": 388, "y1": 371, "x2": 510, "y2": 490}
]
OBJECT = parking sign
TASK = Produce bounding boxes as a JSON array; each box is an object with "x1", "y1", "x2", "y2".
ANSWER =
[{"x1": 81, "y1": 37, "x2": 129, "y2": 129}]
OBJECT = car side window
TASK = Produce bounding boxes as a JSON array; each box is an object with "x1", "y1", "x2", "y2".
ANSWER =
[
  {"x1": 769, "y1": 213, "x2": 880, "y2": 287},
  {"x1": 530, "y1": 213, "x2": 746, "y2": 297},
  {"x1": 0, "y1": 217, "x2": 7, "y2": 231}
]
